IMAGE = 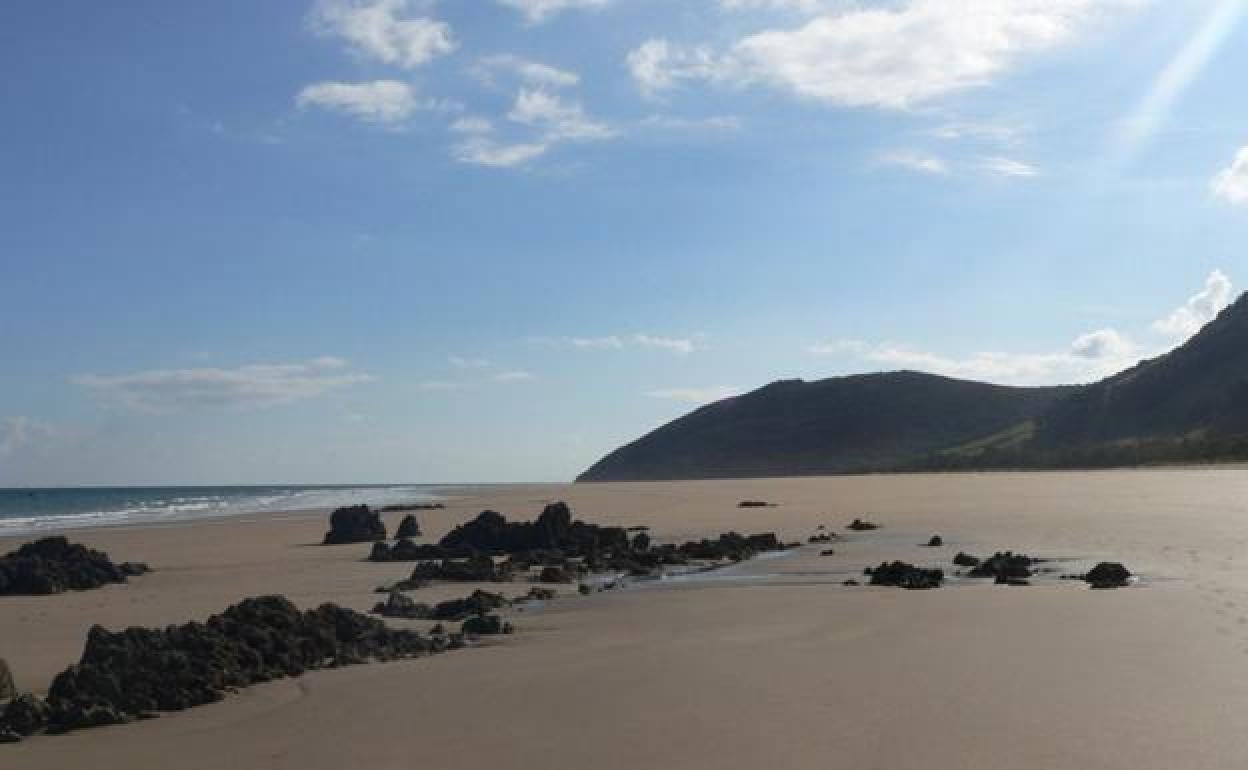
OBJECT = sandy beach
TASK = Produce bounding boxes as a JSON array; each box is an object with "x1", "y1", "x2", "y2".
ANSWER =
[{"x1": 5, "y1": 470, "x2": 1248, "y2": 769}]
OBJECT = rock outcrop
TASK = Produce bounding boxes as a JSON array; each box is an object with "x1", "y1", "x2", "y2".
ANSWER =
[
  {"x1": 0, "y1": 595, "x2": 444, "y2": 740},
  {"x1": 322, "y1": 505, "x2": 387, "y2": 545},
  {"x1": 0, "y1": 537, "x2": 149, "y2": 596},
  {"x1": 866, "y1": 561, "x2": 944, "y2": 589},
  {"x1": 394, "y1": 515, "x2": 422, "y2": 540}
]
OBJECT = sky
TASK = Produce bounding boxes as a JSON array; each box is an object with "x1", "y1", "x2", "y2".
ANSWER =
[{"x1": 2, "y1": 0, "x2": 1248, "y2": 486}]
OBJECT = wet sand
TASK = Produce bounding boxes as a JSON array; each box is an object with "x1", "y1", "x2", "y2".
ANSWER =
[{"x1": 5, "y1": 470, "x2": 1248, "y2": 769}]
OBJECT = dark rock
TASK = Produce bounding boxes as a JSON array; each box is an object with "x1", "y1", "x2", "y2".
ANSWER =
[
  {"x1": 1, "y1": 694, "x2": 50, "y2": 736},
  {"x1": 926, "y1": 535, "x2": 943, "y2": 547},
  {"x1": 322, "y1": 505, "x2": 387, "y2": 545},
  {"x1": 461, "y1": 614, "x2": 513, "y2": 636},
  {"x1": 36, "y1": 596, "x2": 439, "y2": 735},
  {"x1": 578, "y1": 584, "x2": 592, "y2": 595},
  {"x1": 842, "y1": 579, "x2": 861, "y2": 586},
  {"x1": 808, "y1": 534, "x2": 834, "y2": 544},
  {"x1": 430, "y1": 590, "x2": 508, "y2": 621},
  {"x1": 395, "y1": 515, "x2": 422, "y2": 540},
  {"x1": 538, "y1": 566, "x2": 574, "y2": 584},
  {"x1": 372, "y1": 589, "x2": 431, "y2": 620},
  {"x1": 438, "y1": 503, "x2": 630, "y2": 557},
  {"x1": 953, "y1": 552, "x2": 981, "y2": 568},
  {"x1": 408, "y1": 554, "x2": 511, "y2": 583},
  {"x1": 848, "y1": 518, "x2": 880, "y2": 531},
  {"x1": 626, "y1": 525, "x2": 650, "y2": 532},
  {"x1": 676, "y1": 532, "x2": 785, "y2": 562},
  {"x1": 523, "y1": 587, "x2": 556, "y2": 601},
  {"x1": 1085, "y1": 562, "x2": 1131, "y2": 589},
  {"x1": 0, "y1": 658, "x2": 14, "y2": 702},
  {"x1": 737, "y1": 501, "x2": 775, "y2": 508},
  {"x1": 820, "y1": 549, "x2": 836, "y2": 557},
  {"x1": 0, "y1": 537, "x2": 150, "y2": 596},
  {"x1": 0, "y1": 729, "x2": 20, "y2": 743},
  {"x1": 868, "y1": 561, "x2": 943, "y2": 589},
  {"x1": 379, "y1": 503, "x2": 445, "y2": 512},
  {"x1": 370, "y1": 539, "x2": 468, "y2": 563},
  {"x1": 631, "y1": 532, "x2": 651, "y2": 552},
  {"x1": 968, "y1": 552, "x2": 1034, "y2": 581},
  {"x1": 996, "y1": 576, "x2": 1031, "y2": 586}
]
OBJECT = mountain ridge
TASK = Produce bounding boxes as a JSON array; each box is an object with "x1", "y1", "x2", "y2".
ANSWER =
[{"x1": 578, "y1": 294, "x2": 1248, "y2": 482}]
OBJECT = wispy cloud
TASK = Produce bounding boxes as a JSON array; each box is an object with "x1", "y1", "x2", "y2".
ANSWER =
[
  {"x1": 310, "y1": 0, "x2": 455, "y2": 68},
  {"x1": 1152, "y1": 268, "x2": 1233, "y2": 337},
  {"x1": 628, "y1": 1, "x2": 1143, "y2": 108},
  {"x1": 0, "y1": 416, "x2": 55, "y2": 458},
  {"x1": 453, "y1": 88, "x2": 615, "y2": 168},
  {"x1": 471, "y1": 55, "x2": 580, "y2": 89},
  {"x1": 496, "y1": 0, "x2": 610, "y2": 24},
  {"x1": 73, "y1": 358, "x2": 373, "y2": 413},
  {"x1": 878, "y1": 150, "x2": 949, "y2": 175},
  {"x1": 296, "y1": 80, "x2": 422, "y2": 124},
  {"x1": 647, "y1": 386, "x2": 739, "y2": 403},
  {"x1": 981, "y1": 156, "x2": 1039, "y2": 178},
  {"x1": 1212, "y1": 147, "x2": 1248, "y2": 207},
  {"x1": 640, "y1": 114, "x2": 743, "y2": 132},
  {"x1": 810, "y1": 270, "x2": 1233, "y2": 385},
  {"x1": 449, "y1": 355, "x2": 492, "y2": 369},
  {"x1": 494, "y1": 370, "x2": 536, "y2": 382}
]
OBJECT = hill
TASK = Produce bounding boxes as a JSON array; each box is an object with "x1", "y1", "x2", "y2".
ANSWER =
[{"x1": 579, "y1": 294, "x2": 1248, "y2": 481}]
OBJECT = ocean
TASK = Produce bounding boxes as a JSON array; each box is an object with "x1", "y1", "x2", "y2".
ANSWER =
[{"x1": 0, "y1": 485, "x2": 447, "y2": 537}]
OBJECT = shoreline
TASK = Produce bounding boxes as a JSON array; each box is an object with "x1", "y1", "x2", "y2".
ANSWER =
[{"x1": 5, "y1": 472, "x2": 1248, "y2": 768}]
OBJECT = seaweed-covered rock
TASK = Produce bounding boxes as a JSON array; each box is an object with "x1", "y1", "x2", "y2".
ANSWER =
[
  {"x1": 867, "y1": 561, "x2": 943, "y2": 590},
  {"x1": 1, "y1": 694, "x2": 50, "y2": 736},
  {"x1": 0, "y1": 659, "x2": 14, "y2": 702},
  {"x1": 1085, "y1": 562, "x2": 1131, "y2": 589},
  {"x1": 953, "y1": 552, "x2": 981, "y2": 568},
  {"x1": 538, "y1": 565, "x2": 574, "y2": 583},
  {"x1": 439, "y1": 503, "x2": 631, "y2": 557},
  {"x1": 33, "y1": 596, "x2": 439, "y2": 735},
  {"x1": 372, "y1": 589, "x2": 432, "y2": 620},
  {"x1": 676, "y1": 532, "x2": 784, "y2": 562},
  {"x1": 322, "y1": 505, "x2": 387, "y2": 545},
  {"x1": 967, "y1": 552, "x2": 1034, "y2": 581},
  {"x1": 395, "y1": 515, "x2": 422, "y2": 540},
  {"x1": 848, "y1": 518, "x2": 880, "y2": 531},
  {"x1": 407, "y1": 554, "x2": 510, "y2": 583},
  {"x1": 0, "y1": 537, "x2": 149, "y2": 596},
  {"x1": 461, "y1": 614, "x2": 513, "y2": 636},
  {"x1": 430, "y1": 590, "x2": 508, "y2": 621}
]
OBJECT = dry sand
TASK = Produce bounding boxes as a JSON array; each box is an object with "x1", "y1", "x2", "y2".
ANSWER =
[{"x1": 5, "y1": 470, "x2": 1248, "y2": 769}]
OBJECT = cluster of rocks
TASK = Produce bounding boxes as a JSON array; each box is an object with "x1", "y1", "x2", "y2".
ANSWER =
[
  {"x1": 966, "y1": 552, "x2": 1037, "y2": 585},
  {"x1": 865, "y1": 561, "x2": 944, "y2": 590},
  {"x1": 848, "y1": 518, "x2": 881, "y2": 531},
  {"x1": 0, "y1": 537, "x2": 149, "y2": 596},
  {"x1": 373, "y1": 588, "x2": 509, "y2": 622},
  {"x1": 322, "y1": 505, "x2": 388, "y2": 545},
  {"x1": 0, "y1": 595, "x2": 450, "y2": 741},
  {"x1": 370, "y1": 503, "x2": 788, "y2": 583}
]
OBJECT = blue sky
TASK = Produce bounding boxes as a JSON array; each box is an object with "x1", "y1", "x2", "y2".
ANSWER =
[{"x1": 2, "y1": 0, "x2": 1248, "y2": 486}]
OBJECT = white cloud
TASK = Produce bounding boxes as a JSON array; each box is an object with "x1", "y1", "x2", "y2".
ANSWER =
[
  {"x1": 296, "y1": 80, "x2": 419, "y2": 124},
  {"x1": 647, "y1": 386, "x2": 740, "y2": 404},
  {"x1": 495, "y1": 370, "x2": 536, "y2": 382},
  {"x1": 508, "y1": 88, "x2": 616, "y2": 141},
  {"x1": 879, "y1": 150, "x2": 949, "y2": 175},
  {"x1": 311, "y1": 0, "x2": 455, "y2": 68},
  {"x1": 472, "y1": 55, "x2": 580, "y2": 88},
  {"x1": 808, "y1": 270, "x2": 1235, "y2": 386},
  {"x1": 497, "y1": 0, "x2": 610, "y2": 24},
  {"x1": 450, "y1": 356, "x2": 491, "y2": 369},
  {"x1": 418, "y1": 380, "x2": 462, "y2": 391},
  {"x1": 634, "y1": 334, "x2": 697, "y2": 354},
  {"x1": 1212, "y1": 146, "x2": 1248, "y2": 207},
  {"x1": 629, "y1": 0, "x2": 1141, "y2": 108},
  {"x1": 719, "y1": 0, "x2": 824, "y2": 11},
  {"x1": 641, "y1": 114, "x2": 743, "y2": 131},
  {"x1": 1152, "y1": 269, "x2": 1233, "y2": 338},
  {"x1": 981, "y1": 155, "x2": 1039, "y2": 177},
  {"x1": 452, "y1": 136, "x2": 550, "y2": 167},
  {"x1": 73, "y1": 358, "x2": 373, "y2": 413},
  {"x1": 570, "y1": 335, "x2": 625, "y2": 349},
  {"x1": 451, "y1": 116, "x2": 494, "y2": 134}
]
